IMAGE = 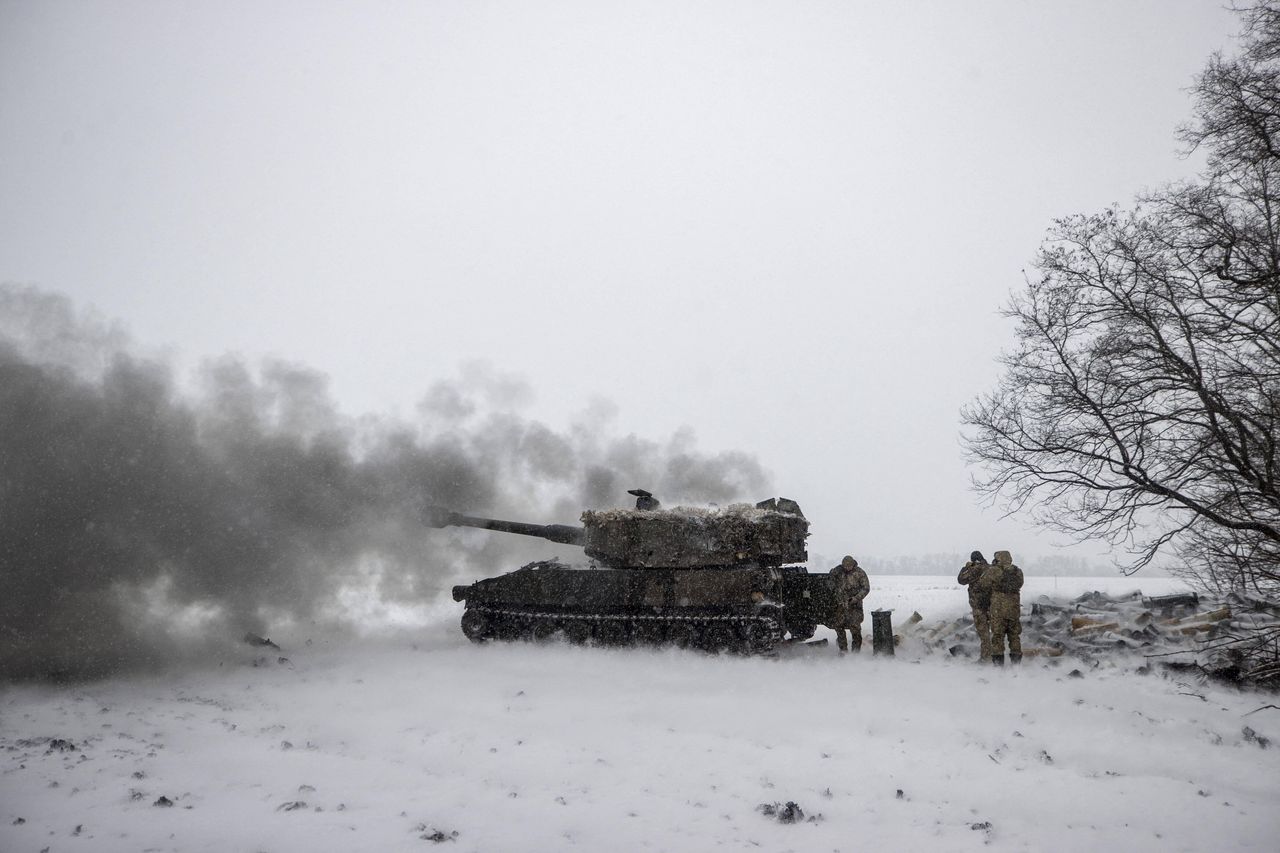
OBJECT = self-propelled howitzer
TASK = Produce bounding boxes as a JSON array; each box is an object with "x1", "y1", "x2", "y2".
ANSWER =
[{"x1": 433, "y1": 492, "x2": 830, "y2": 653}]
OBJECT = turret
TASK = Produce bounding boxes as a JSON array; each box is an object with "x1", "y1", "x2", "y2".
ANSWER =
[{"x1": 426, "y1": 492, "x2": 809, "y2": 569}]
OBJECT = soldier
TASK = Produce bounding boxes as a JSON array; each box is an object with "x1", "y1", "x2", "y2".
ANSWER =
[
  {"x1": 957, "y1": 550, "x2": 992, "y2": 660},
  {"x1": 977, "y1": 550, "x2": 1024, "y2": 665},
  {"x1": 829, "y1": 556, "x2": 871, "y2": 653}
]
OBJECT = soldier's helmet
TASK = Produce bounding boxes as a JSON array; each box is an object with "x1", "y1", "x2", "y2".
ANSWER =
[
  {"x1": 970, "y1": 550, "x2": 986, "y2": 563},
  {"x1": 841, "y1": 555, "x2": 857, "y2": 568},
  {"x1": 993, "y1": 550, "x2": 1013, "y2": 566}
]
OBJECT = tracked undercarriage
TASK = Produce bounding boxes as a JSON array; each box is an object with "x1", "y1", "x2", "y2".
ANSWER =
[
  {"x1": 450, "y1": 557, "x2": 790, "y2": 653},
  {"x1": 460, "y1": 604, "x2": 785, "y2": 654}
]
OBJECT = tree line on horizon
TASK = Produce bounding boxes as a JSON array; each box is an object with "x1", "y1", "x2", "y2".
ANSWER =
[{"x1": 831, "y1": 553, "x2": 1135, "y2": 578}]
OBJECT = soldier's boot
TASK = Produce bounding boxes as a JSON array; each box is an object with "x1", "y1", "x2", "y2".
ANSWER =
[
  {"x1": 1009, "y1": 653, "x2": 1023, "y2": 665},
  {"x1": 990, "y1": 654, "x2": 1005, "y2": 666}
]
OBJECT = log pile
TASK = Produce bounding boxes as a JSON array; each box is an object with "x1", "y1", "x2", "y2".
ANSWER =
[{"x1": 894, "y1": 589, "x2": 1280, "y2": 688}]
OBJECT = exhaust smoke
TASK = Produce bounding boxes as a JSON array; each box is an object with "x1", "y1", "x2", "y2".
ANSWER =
[{"x1": 0, "y1": 285, "x2": 768, "y2": 679}]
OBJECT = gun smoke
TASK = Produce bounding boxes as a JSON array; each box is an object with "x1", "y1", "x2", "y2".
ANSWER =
[{"x1": 0, "y1": 285, "x2": 768, "y2": 680}]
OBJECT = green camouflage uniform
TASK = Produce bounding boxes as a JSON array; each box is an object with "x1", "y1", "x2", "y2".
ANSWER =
[
  {"x1": 829, "y1": 557, "x2": 870, "y2": 652},
  {"x1": 957, "y1": 558, "x2": 992, "y2": 659},
  {"x1": 977, "y1": 550, "x2": 1024, "y2": 663}
]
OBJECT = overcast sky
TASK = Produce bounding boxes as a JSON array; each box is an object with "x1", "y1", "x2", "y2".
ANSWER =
[{"x1": 0, "y1": 1, "x2": 1243, "y2": 568}]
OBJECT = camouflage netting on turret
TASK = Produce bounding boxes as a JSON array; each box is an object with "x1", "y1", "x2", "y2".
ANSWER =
[{"x1": 579, "y1": 503, "x2": 809, "y2": 569}]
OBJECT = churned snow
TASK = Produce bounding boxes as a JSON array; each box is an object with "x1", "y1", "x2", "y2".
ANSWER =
[{"x1": 2, "y1": 576, "x2": 1278, "y2": 853}]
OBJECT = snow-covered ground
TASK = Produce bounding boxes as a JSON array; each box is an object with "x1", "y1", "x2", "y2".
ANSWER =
[{"x1": 3, "y1": 576, "x2": 1278, "y2": 853}]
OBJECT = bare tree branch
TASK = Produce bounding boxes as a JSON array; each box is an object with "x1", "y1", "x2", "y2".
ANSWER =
[{"x1": 964, "y1": 3, "x2": 1280, "y2": 594}]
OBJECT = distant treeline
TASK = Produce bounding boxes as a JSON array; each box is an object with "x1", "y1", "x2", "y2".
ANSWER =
[{"x1": 814, "y1": 552, "x2": 1161, "y2": 577}]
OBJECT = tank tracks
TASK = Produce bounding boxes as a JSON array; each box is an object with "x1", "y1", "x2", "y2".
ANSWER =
[{"x1": 461, "y1": 605, "x2": 784, "y2": 654}]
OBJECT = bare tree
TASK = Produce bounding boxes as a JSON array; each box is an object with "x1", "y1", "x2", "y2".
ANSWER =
[{"x1": 963, "y1": 3, "x2": 1280, "y2": 596}]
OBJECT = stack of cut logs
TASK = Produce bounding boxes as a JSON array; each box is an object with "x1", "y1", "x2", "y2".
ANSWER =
[{"x1": 890, "y1": 589, "x2": 1280, "y2": 686}]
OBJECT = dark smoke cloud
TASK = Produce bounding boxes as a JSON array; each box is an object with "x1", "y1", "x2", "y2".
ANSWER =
[{"x1": 0, "y1": 285, "x2": 769, "y2": 680}]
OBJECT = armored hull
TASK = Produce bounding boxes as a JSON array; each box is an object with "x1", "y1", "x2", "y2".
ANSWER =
[
  {"x1": 438, "y1": 493, "x2": 832, "y2": 653},
  {"x1": 453, "y1": 560, "x2": 786, "y2": 652}
]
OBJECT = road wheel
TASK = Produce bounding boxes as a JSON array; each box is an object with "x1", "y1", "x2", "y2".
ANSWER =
[
  {"x1": 740, "y1": 620, "x2": 772, "y2": 653},
  {"x1": 594, "y1": 619, "x2": 631, "y2": 647},
  {"x1": 530, "y1": 620, "x2": 559, "y2": 643},
  {"x1": 492, "y1": 617, "x2": 524, "y2": 642},
  {"x1": 742, "y1": 617, "x2": 778, "y2": 650},
  {"x1": 460, "y1": 609, "x2": 491, "y2": 644},
  {"x1": 667, "y1": 622, "x2": 699, "y2": 650},
  {"x1": 701, "y1": 622, "x2": 735, "y2": 654},
  {"x1": 633, "y1": 621, "x2": 667, "y2": 646},
  {"x1": 564, "y1": 620, "x2": 592, "y2": 645}
]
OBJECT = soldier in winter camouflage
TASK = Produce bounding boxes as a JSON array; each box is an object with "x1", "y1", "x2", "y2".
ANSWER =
[
  {"x1": 829, "y1": 556, "x2": 871, "y2": 653},
  {"x1": 957, "y1": 550, "x2": 992, "y2": 660},
  {"x1": 977, "y1": 550, "x2": 1024, "y2": 665}
]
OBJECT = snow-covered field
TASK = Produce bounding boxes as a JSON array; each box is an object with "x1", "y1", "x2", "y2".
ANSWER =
[{"x1": 3, "y1": 576, "x2": 1278, "y2": 853}]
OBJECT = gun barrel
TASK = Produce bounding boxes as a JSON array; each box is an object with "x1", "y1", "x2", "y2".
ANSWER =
[{"x1": 438, "y1": 511, "x2": 587, "y2": 547}]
